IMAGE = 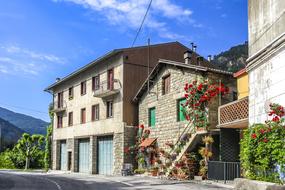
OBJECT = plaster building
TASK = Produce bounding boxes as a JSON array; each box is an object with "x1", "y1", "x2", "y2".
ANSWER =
[
  {"x1": 44, "y1": 42, "x2": 192, "y2": 175},
  {"x1": 247, "y1": 0, "x2": 285, "y2": 124}
]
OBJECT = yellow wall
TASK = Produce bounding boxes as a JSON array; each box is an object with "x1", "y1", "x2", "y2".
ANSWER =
[{"x1": 237, "y1": 73, "x2": 249, "y2": 99}]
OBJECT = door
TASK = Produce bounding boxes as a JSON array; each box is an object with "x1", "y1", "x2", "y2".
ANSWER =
[
  {"x1": 67, "y1": 152, "x2": 72, "y2": 171},
  {"x1": 78, "y1": 139, "x2": 90, "y2": 173},
  {"x1": 98, "y1": 136, "x2": 113, "y2": 175},
  {"x1": 107, "y1": 69, "x2": 114, "y2": 90},
  {"x1": 60, "y1": 142, "x2": 67, "y2": 170}
]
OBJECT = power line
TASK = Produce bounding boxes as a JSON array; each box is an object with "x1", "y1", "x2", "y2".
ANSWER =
[
  {"x1": 131, "y1": 0, "x2": 153, "y2": 47},
  {"x1": 0, "y1": 102, "x2": 48, "y2": 115}
]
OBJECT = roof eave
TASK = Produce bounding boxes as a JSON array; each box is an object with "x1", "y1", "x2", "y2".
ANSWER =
[{"x1": 44, "y1": 50, "x2": 121, "y2": 92}]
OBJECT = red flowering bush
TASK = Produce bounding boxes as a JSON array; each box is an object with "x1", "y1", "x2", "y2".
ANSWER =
[
  {"x1": 183, "y1": 79, "x2": 228, "y2": 129},
  {"x1": 240, "y1": 103, "x2": 285, "y2": 184}
]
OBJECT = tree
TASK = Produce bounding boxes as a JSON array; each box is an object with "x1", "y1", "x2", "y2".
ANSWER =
[
  {"x1": 44, "y1": 103, "x2": 54, "y2": 171},
  {"x1": 15, "y1": 133, "x2": 44, "y2": 170}
]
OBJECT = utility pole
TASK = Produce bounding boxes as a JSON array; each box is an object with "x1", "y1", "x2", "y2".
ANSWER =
[{"x1": 147, "y1": 38, "x2": 150, "y2": 94}]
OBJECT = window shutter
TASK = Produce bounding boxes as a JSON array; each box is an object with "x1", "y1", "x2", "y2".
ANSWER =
[{"x1": 178, "y1": 99, "x2": 186, "y2": 121}]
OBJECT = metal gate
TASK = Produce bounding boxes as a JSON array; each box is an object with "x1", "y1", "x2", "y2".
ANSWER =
[
  {"x1": 78, "y1": 139, "x2": 90, "y2": 173},
  {"x1": 208, "y1": 161, "x2": 241, "y2": 183},
  {"x1": 98, "y1": 136, "x2": 113, "y2": 175},
  {"x1": 60, "y1": 141, "x2": 67, "y2": 171}
]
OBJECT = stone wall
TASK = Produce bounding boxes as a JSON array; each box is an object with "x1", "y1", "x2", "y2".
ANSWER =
[
  {"x1": 138, "y1": 65, "x2": 236, "y2": 151},
  {"x1": 52, "y1": 140, "x2": 60, "y2": 170},
  {"x1": 234, "y1": 178, "x2": 285, "y2": 190}
]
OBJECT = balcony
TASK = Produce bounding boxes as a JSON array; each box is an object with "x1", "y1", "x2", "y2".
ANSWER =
[
  {"x1": 93, "y1": 79, "x2": 121, "y2": 98},
  {"x1": 218, "y1": 97, "x2": 248, "y2": 129},
  {"x1": 52, "y1": 100, "x2": 67, "y2": 113}
]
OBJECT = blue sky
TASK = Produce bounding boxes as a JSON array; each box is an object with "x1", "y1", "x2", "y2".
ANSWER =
[{"x1": 0, "y1": 0, "x2": 247, "y2": 122}]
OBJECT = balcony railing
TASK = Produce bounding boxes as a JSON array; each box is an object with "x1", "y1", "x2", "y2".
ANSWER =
[
  {"x1": 52, "y1": 100, "x2": 67, "y2": 113},
  {"x1": 218, "y1": 97, "x2": 248, "y2": 128},
  {"x1": 93, "y1": 79, "x2": 121, "y2": 98}
]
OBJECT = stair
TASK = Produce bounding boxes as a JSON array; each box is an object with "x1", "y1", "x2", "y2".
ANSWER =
[{"x1": 165, "y1": 121, "x2": 208, "y2": 177}]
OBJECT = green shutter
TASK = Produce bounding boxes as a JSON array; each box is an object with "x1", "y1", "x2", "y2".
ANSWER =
[
  {"x1": 149, "y1": 107, "x2": 156, "y2": 127},
  {"x1": 178, "y1": 99, "x2": 186, "y2": 121}
]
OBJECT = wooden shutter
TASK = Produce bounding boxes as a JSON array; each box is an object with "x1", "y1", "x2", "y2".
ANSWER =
[
  {"x1": 68, "y1": 112, "x2": 73, "y2": 126},
  {"x1": 149, "y1": 107, "x2": 156, "y2": 127},
  {"x1": 92, "y1": 105, "x2": 99, "y2": 121},
  {"x1": 162, "y1": 74, "x2": 170, "y2": 95},
  {"x1": 178, "y1": 99, "x2": 186, "y2": 121},
  {"x1": 81, "y1": 81, "x2": 86, "y2": 95},
  {"x1": 81, "y1": 108, "x2": 86, "y2": 124},
  {"x1": 107, "y1": 69, "x2": 114, "y2": 90},
  {"x1": 57, "y1": 115, "x2": 62, "y2": 128}
]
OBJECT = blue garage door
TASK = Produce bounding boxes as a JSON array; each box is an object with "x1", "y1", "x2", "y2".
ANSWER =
[
  {"x1": 79, "y1": 139, "x2": 90, "y2": 173},
  {"x1": 60, "y1": 141, "x2": 67, "y2": 171},
  {"x1": 98, "y1": 136, "x2": 113, "y2": 175}
]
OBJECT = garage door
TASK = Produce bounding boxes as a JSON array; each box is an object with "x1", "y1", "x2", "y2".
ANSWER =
[
  {"x1": 60, "y1": 141, "x2": 67, "y2": 171},
  {"x1": 98, "y1": 136, "x2": 113, "y2": 175},
  {"x1": 78, "y1": 139, "x2": 90, "y2": 173}
]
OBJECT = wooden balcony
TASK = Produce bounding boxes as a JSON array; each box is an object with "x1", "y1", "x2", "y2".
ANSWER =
[
  {"x1": 52, "y1": 100, "x2": 67, "y2": 113},
  {"x1": 218, "y1": 97, "x2": 248, "y2": 129},
  {"x1": 93, "y1": 79, "x2": 121, "y2": 98}
]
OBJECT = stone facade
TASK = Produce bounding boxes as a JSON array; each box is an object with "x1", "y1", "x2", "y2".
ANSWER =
[{"x1": 138, "y1": 64, "x2": 236, "y2": 151}]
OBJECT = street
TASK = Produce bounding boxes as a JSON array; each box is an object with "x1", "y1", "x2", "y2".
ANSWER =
[{"x1": 0, "y1": 170, "x2": 231, "y2": 190}]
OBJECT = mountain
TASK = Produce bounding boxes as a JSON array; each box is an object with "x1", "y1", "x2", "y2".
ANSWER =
[
  {"x1": 212, "y1": 42, "x2": 248, "y2": 73},
  {"x1": 0, "y1": 107, "x2": 49, "y2": 135},
  {"x1": 0, "y1": 117, "x2": 24, "y2": 150}
]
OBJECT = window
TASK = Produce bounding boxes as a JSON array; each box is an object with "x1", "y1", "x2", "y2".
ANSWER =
[
  {"x1": 91, "y1": 104, "x2": 99, "y2": 121},
  {"x1": 92, "y1": 75, "x2": 100, "y2": 91},
  {"x1": 107, "y1": 69, "x2": 114, "y2": 90},
  {"x1": 81, "y1": 108, "x2": 86, "y2": 124},
  {"x1": 57, "y1": 115, "x2": 63, "y2": 128},
  {"x1": 57, "y1": 92, "x2": 64, "y2": 108},
  {"x1": 177, "y1": 98, "x2": 187, "y2": 122},
  {"x1": 149, "y1": 107, "x2": 156, "y2": 127},
  {"x1": 68, "y1": 112, "x2": 73, "y2": 126},
  {"x1": 106, "y1": 101, "x2": 113, "y2": 118},
  {"x1": 81, "y1": 81, "x2": 86, "y2": 95},
  {"x1": 233, "y1": 91, "x2": 238, "y2": 101},
  {"x1": 68, "y1": 87, "x2": 74, "y2": 99},
  {"x1": 162, "y1": 74, "x2": 171, "y2": 95}
]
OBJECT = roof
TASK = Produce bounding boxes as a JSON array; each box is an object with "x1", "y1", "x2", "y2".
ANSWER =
[
  {"x1": 133, "y1": 59, "x2": 233, "y2": 102},
  {"x1": 233, "y1": 68, "x2": 247, "y2": 78},
  {"x1": 44, "y1": 41, "x2": 184, "y2": 92},
  {"x1": 139, "y1": 138, "x2": 157, "y2": 147}
]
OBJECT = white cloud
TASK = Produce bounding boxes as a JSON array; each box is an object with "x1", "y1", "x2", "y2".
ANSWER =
[
  {"x1": 0, "y1": 45, "x2": 65, "y2": 76},
  {"x1": 53, "y1": 0, "x2": 195, "y2": 40}
]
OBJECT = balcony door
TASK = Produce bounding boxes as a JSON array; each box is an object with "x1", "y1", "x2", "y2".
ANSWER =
[
  {"x1": 107, "y1": 69, "x2": 114, "y2": 90},
  {"x1": 57, "y1": 92, "x2": 63, "y2": 108}
]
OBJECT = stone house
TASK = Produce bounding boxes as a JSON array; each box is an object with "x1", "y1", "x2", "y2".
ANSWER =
[
  {"x1": 247, "y1": 0, "x2": 285, "y2": 124},
  {"x1": 44, "y1": 42, "x2": 192, "y2": 175},
  {"x1": 133, "y1": 52, "x2": 236, "y2": 163}
]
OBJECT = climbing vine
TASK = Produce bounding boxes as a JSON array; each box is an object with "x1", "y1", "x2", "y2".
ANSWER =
[
  {"x1": 240, "y1": 103, "x2": 285, "y2": 184},
  {"x1": 183, "y1": 78, "x2": 229, "y2": 129}
]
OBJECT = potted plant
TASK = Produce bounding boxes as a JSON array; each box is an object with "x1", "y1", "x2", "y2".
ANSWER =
[{"x1": 149, "y1": 166, "x2": 159, "y2": 176}]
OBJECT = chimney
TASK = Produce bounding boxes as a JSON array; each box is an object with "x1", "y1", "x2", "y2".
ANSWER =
[
  {"x1": 56, "y1": 78, "x2": 61, "y2": 82},
  {"x1": 184, "y1": 50, "x2": 192, "y2": 65},
  {"x1": 207, "y1": 55, "x2": 212, "y2": 62},
  {"x1": 193, "y1": 45, "x2": 197, "y2": 52}
]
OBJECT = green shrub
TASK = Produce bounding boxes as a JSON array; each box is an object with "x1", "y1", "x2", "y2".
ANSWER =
[{"x1": 240, "y1": 103, "x2": 285, "y2": 184}]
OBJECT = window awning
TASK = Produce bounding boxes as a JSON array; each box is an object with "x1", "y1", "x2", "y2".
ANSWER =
[{"x1": 139, "y1": 138, "x2": 157, "y2": 147}]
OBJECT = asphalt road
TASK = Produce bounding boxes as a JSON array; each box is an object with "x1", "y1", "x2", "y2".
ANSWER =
[
  {"x1": 0, "y1": 170, "x2": 231, "y2": 190},
  {"x1": 0, "y1": 171, "x2": 128, "y2": 190}
]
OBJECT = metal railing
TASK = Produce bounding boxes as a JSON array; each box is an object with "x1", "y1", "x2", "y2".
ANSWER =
[
  {"x1": 208, "y1": 161, "x2": 241, "y2": 183},
  {"x1": 52, "y1": 100, "x2": 67, "y2": 113},
  {"x1": 93, "y1": 79, "x2": 121, "y2": 98}
]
